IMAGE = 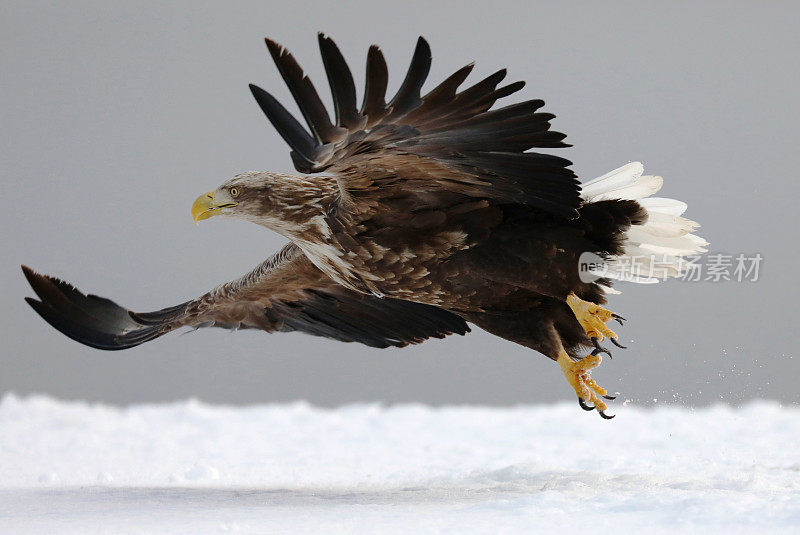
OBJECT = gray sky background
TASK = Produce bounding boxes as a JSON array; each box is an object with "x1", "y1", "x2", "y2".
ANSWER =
[{"x1": 2, "y1": 1, "x2": 798, "y2": 406}]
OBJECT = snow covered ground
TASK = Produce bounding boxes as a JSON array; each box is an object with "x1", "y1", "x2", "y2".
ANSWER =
[{"x1": 1, "y1": 394, "x2": 798, "y2": 534}]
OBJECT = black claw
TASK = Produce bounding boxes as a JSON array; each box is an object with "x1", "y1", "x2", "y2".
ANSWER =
[
  {"x1": 598, "y1": 410, "x2": 616, "y2": 420},
  {"x1": 578, "y1": 397, "x2": 595, "y2": 411},
  {"x1": 590, "y1": 347, "x2": 612, "y2": 359},
  {"x1": 611, "y1": 313, "x2": 626, "y2": 326},
  {"x1": 610, "y1": 337, "x2": 627, "y2": 349},
  {"x1": 590, "y1": 337, "x2": 612, "y2": 359},
  {"x1": 602, "y1": 394, "x2": 617, "y2": 400}
]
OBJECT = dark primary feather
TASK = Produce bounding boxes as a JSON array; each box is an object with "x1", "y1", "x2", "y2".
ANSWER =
[
  {"x1": 264, "y1": 38, "x2": 347, "y2": 145},
  {"x1": 317, "y1": 33, "x2": 362, "y2": 130},
  {"x1": 248, "y1": 84, "x2": 318, "y2": 170},
  {"x1": 361, "y1": 45, "x2": 389, "y2": 127},
  {"x1": 21, "y1": 245, "x2": 469, "y2": 351},
  {"x1": 250, "y1": 35, "x2": 580, "y2": 218},
  {"x1": 22, "y1": 266, "x2": 167, "y2": 350},
  {"x1": 396, "y1": 62, "x2": 474, "y2": 128},
  {"x1": 414, "y1": 68, "x2": 511, "y2": 129},
  {"x1": 384, "y1": 36, "x2": 432, "y2": 121}
]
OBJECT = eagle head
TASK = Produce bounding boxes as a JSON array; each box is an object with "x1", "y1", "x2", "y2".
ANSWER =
[{"x1": 191, "y1": 171, "x2": 335, "y2": 234}]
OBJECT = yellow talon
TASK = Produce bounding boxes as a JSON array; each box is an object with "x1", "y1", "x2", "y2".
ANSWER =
[
  {"x1": 557, "y1": 349, "x2": 613, "y2": 416},
  {"x1": 567, "y1": 293, "x2": 620, "y2": 342}
]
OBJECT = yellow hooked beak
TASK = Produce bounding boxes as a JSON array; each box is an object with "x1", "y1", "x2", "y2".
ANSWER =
[{"x1": 191, "y1": 190, "x2": 237, "y2": 224}]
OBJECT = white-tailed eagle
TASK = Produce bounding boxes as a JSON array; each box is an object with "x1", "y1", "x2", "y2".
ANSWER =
[{"x1": 23, "y1": 35, "x2": 707, "y2": 417}]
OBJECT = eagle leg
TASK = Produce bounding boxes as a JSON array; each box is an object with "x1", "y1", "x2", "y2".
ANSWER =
[
  {"x1": 567, "y1": 293, "x2": 625, "y2": 345},
  {"x1": 558, "y1": 348, "x2": 615, "y2": 419}
]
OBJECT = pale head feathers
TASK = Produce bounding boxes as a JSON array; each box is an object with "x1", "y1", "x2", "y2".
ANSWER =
[{"x1": 214, "y1": 171, "x2": 339, "y2": 235}]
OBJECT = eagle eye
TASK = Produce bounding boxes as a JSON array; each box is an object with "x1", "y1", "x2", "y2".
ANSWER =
[{"x1": 229, "y1": 187, "x2": 239, "y2": 197}]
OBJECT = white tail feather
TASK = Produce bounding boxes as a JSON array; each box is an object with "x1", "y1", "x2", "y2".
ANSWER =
[
  {"x1": 580, "y1": 162, "x2": 707, "y2": 292},
  {"x1": 637, "y1": 212, "x2": 699, "y2": 237},
  {"x1": 638, "y1": 197, "x2": 688, "y2": 216},
  {"x1": 585, "y1": 175, "x2": 664, "y2": 202},
  {"x1": 580, "y1": 162, "x2": 643, "y2": 198}
]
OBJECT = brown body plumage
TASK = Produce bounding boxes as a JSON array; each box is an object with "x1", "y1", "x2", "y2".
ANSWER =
[{"x1": 23, "y1": 35, "x2": 706, "y2": 416}]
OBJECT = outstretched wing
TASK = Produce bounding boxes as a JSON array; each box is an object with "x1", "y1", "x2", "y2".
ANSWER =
[
  {"x1": 249, "y1": 34, "x2": 581, "y2": 218},
  {"x1": 22, "y1": 244, "x2": 469, "y2": 351}
]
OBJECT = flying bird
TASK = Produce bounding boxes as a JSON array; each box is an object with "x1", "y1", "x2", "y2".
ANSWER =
[{"x1": 22, "y1": 35, "x2": 707, "y2": 417}]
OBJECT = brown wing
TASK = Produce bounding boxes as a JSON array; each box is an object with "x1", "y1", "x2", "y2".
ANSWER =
[
  {"x1": 21, "y1": 244, "x2": 469, "y2": 351},
  {"x1": 249, "y1": 34, "x2": 581, "y2": 218}
]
